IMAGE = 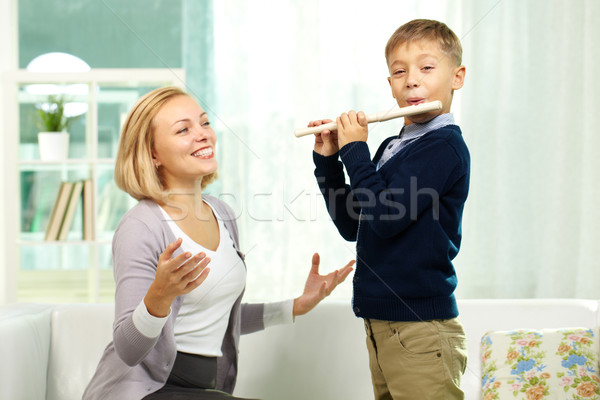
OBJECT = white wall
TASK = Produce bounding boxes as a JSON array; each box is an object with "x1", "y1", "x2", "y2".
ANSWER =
[{"x1": 0, "y1": 0, "x2": 18, "y2": 304}]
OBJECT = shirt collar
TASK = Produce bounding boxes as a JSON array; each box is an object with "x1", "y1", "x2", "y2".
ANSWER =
[{"x1": 399, "y1": 113, "x2": 455, "y2": 141}]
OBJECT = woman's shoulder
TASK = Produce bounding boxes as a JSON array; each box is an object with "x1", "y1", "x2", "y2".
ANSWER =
[
  {"x1": 116, "y1": 199, "x2": 163, "y2": 234},
  {"x1": 112, "y1": 199, "x2": 173, "y2": 259}
]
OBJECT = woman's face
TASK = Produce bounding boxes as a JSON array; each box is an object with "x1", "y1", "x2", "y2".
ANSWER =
[{"x1": 151, "y1": 95, "x2": 217, "y2": 190}]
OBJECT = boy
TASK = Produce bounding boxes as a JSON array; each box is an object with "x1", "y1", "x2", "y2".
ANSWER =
[{"x1": 309, "y1": 19, "x2": 469, "y2": 399}]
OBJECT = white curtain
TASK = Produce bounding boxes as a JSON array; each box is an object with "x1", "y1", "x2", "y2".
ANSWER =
[
  {"x1": 455, "y1": 0, "x2": 600, "y2": 298},
  {"x1": 205, "y1": 0, "x2": 600, "y2": 302}
]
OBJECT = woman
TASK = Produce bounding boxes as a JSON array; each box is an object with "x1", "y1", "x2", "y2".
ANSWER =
[{"x1": 83, "y1": 86, "x2": 354, "y2": 400}]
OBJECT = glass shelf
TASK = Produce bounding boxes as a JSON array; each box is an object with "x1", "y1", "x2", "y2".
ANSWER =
[
  {"x1": 19, "y1": 158, "x2": 115, "y2": 166},
  {"x1": 3, "y1": 69, "x2": 185, "y2": 303}
]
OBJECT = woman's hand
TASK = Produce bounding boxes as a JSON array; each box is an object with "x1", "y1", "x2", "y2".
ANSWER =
[
  {"x1": 144, "y1": 238, "x2": 211, "y2": 317},
  {"x1": 293, "y1": 253, "x2": 355, "y2": 317},
  {"x1": 310, "y1": 119, "x2": 339, "y2": 157}
]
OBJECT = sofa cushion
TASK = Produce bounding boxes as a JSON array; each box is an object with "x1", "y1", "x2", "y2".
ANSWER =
[
  {"x1": 235, "y1": 302, "x2": 372, "y2": 400},
  {"x1": 481, "y1": 328, "x2": 600, "y2": 400},
  {"x1": 46, "y1": 304, "x2": 114, "y2": 400},
  {"x1": 458, "y1": 299, "x2": 600, "y2": 400}
]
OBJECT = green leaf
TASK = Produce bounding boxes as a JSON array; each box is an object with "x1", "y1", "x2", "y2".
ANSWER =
[
  {"x1": 530, "y1": 377, "x2": 539, "y2": 385},
  {"x1": 35, "y1": 95, "x2": 80, "y2": 132}
]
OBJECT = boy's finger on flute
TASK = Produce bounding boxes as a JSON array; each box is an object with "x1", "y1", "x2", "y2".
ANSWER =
[
  {"x1": 310, "y1": 119, "x2": 339, "y2": 157},
  {"x1": 337, "y1": 110, "x2": 369, "y2": 147}
]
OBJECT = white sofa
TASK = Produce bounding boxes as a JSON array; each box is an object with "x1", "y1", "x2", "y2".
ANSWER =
[{"x1": 1, "y1": 299, "x2": 599, "y2": 400}]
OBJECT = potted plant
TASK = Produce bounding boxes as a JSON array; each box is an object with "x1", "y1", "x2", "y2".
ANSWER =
[{"x1": 36, "y1": 95, "x2": 78, "y2": 161}]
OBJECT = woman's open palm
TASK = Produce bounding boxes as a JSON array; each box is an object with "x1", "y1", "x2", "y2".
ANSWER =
[{"x1": 293, "y1": 253, "x2": 355, "y2": 317}]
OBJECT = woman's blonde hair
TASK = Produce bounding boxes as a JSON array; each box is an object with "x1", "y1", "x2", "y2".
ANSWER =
[
  {"x1": 385, "y1": 19, "x2": 463, "y2": 67},
  {"x1": 114, "y1": 86, "x2": 217, "y2": 202}
]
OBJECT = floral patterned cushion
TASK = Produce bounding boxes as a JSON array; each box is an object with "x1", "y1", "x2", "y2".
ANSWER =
[{"x1": 481, "y1": 328, "x2": 600, "y2": 400}]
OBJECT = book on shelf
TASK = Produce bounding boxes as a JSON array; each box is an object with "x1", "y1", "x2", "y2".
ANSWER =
[
  {"x1": 82, "y1": 179, "x2": 95, "y2": 240},
  {"x1": 44, "y1": 181, "x2": 75, "y2": 241},
  {"x1": 57, "y1": 180, "x2": 84, "y2": 241}
]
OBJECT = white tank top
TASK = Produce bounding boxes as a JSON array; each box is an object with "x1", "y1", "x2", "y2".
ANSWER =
[{"x1": 159, "y1": 203, "x2": 246, "y2": 356}]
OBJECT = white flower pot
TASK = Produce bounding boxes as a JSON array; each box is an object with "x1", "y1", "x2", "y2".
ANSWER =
[{"x1": 38, "y1": 132, "x2": 69, "y2": 161}]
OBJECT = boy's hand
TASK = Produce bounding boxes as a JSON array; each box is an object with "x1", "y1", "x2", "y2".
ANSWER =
[
  {"x1": 309, "y1": 119, "x2": 339, "y2": 156},
  {"x1": 337, "y1": 110, "x2": 368, "y2": 148}
]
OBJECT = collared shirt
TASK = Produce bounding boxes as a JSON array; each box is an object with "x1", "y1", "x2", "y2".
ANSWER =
[{"x1": 377, "y1": 113, "x2": 455, "y2": 170}]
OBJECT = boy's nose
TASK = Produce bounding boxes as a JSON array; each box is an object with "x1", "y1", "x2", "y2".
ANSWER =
[
  {"x1": 405, "y1": 70, "x2": 421, "y2": 88},
  {"x1": 406, "y1": 77, "x2": 420, "y2": 88}
]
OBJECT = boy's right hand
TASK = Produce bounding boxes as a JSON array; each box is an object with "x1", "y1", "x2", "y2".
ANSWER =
[{"x1": 309, "y1": 119, "x2": 339, "y2": 156}]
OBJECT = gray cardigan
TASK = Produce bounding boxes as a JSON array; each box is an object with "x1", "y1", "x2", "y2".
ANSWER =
[{"x1": 83, "y1": 197, "x2": 265, "y2": 400}]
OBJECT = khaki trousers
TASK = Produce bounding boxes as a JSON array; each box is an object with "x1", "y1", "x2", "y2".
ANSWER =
[{"x1": 364, "y1": 317, "x2": 468, "y2": 400}]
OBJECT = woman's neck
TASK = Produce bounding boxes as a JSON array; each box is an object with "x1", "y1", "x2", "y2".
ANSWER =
[{"x1": 159, "y1": 181, "x2": 208, "y2": 222}]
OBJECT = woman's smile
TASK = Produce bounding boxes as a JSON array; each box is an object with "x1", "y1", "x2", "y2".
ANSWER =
[{"x1": 191, "y1": 147, "x2": 214, "y2": 159}]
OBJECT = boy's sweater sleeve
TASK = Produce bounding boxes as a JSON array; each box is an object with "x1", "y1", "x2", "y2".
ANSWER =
[
  {"x1": 313, "y1": 151, "x2": 360, "y2": 241},
  {"x1": 339, "y1": 139, "x2": 465, "y2": 238}
]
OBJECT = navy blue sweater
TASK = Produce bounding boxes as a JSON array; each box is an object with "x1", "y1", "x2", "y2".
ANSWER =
[{"x1": 313, "y1": 124, "x2": 470, "y2": 322}]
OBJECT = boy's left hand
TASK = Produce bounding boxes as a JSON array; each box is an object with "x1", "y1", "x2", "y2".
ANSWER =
[
  {"x1": 293, "y1": 253, "x2": 355, "y2": 317},
  {"x1": 337, "y1": 110, "x2": 368, "y2": 148}
]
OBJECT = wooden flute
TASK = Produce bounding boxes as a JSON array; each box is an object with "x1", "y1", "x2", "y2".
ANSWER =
[{"x1": 294, "y1": 100, "x2": 443, "y2": 138}]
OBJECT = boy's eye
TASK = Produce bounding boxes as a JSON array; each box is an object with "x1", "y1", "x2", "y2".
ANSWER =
[
  {"x1": 177, "y1": 127, "x2": 188, "y2": 134},
  {"x1": 393, "y1": 70, "x2": 406, "y2": 76},
  {"x1": 202, "y1": 121, "x2": 211, "y2": 127},
  {"x1": 422, "y1": 66, "x2": 434, "y2": 71}
]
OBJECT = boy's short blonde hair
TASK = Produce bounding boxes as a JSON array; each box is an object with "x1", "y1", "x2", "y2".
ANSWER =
[
  {"x1": 385, "y1": 19, "x2": 462, "y2": 67},
  {"x1": 114, "y1": 86, "x2": 217, "y2": 202}
]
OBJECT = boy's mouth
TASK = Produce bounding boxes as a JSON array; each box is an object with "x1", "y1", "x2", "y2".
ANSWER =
[{"x1": 406, "y1": 98, "x2": 426, "y2": 106}]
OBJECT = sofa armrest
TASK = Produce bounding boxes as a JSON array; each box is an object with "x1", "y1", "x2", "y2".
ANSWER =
[{"x1": 0, "y1": 303, "x2": 54, "y2": 400}]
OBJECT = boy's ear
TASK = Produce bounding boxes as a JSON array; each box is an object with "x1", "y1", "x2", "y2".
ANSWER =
[
  {"x1": 387, "y1": 76, "x2": 395, "y2": 98},
  {"x1": 452, "y1": 65, "x2": 466, "y2": 90}
]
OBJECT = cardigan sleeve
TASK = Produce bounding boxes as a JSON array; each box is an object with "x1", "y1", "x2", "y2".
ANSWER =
[
  {"x1": 132, "y1": 299, "x2": 170, "y2": 338},
  {"x1": 111, "y1": 215, "x2": 167, "y2": 366},
  {"x1": 339, "y1": 138, "x2": 466, "y2": 239},
  {"x1": 239, "y1": 301, "x2": 293, "y2": 335},
  {"x1": 263, "y1": 299, "x2": 294, "y2": 327}
]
